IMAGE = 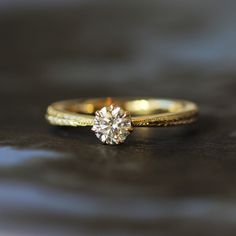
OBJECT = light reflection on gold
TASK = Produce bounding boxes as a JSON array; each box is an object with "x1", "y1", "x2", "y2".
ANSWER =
[
  {"x1": 67, "y1": 98, "x2": 194, "y2": 116},
  {"x1": 127, "y1": 100, "x2": 150, "y2": 111},
  {"x1": 125, "y1": 99, "x2": 181, "y2": 115}
]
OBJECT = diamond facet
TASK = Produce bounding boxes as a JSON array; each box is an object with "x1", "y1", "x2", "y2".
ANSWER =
[{"x1": 91, "y1": 104, "x2": 133, "y2": 144}]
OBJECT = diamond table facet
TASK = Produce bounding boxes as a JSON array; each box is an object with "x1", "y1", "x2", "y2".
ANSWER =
[{"x1": 91, "y1": 104, "x2": 133, "y2": 144}]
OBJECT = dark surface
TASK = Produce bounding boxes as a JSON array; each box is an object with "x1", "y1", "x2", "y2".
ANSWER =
[{"x1": 0, "y1": 1, "x2": 236, "y2": 236}]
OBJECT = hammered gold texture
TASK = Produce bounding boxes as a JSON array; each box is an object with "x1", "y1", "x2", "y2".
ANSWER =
[{"x1": 46, "y1": 98, "x2": 198, "y2": 127}]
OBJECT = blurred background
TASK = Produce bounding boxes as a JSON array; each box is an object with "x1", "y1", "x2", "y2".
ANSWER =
[{"x1": 0, "y1": 0, "x2": 236, "y2": 235}]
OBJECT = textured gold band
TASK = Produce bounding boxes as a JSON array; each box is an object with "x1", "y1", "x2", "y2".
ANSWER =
[{"x1": 46, "y1": 97, "x2": 198, "y2": 127}]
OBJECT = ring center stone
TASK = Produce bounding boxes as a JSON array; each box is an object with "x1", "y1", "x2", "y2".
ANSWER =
[{"x1": 92, "y1": 104, "x2": 133, "y2": 144}]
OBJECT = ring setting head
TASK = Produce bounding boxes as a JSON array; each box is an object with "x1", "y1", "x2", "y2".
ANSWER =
[{"x1": 91, "y1": 104, "x2": 133, "y2": 145}]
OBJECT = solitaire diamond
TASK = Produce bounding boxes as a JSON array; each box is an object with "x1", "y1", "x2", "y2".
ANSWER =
[{"x1": 91, "y1": 104, "x2": 133, "y2": 145}]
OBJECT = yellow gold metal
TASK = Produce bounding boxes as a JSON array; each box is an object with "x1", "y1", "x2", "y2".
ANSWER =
[{"x1": 46, "y1": 97, "x2": 198, "y2": 127}]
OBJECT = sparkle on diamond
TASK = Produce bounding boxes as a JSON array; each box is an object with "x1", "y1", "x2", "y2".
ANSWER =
[{"x1": 91, "y1": 104, "x2": 133, "y2": 144}]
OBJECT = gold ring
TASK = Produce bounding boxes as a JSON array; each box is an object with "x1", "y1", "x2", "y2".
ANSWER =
[{"x1": 46, "y1": 97, "x2": 198, "y2": 145}]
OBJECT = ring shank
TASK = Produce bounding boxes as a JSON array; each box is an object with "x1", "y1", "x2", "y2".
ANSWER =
[{"x1": 46, "y1": 98, "x2": 198, "y2": 127}]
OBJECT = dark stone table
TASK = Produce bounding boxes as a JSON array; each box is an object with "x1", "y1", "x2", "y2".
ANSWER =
[{"x1": 0, "y1": 1, "x2": 235, "y2": 235}]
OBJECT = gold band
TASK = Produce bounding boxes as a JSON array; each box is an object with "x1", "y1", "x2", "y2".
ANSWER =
[{"x1": 46, "y1": 97, "x2": 198, "y2": 127}]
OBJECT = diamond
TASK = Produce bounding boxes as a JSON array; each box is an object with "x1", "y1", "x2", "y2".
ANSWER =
[{"x1": 91, "y1": 104, "x2": 133, "y2": 144}]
